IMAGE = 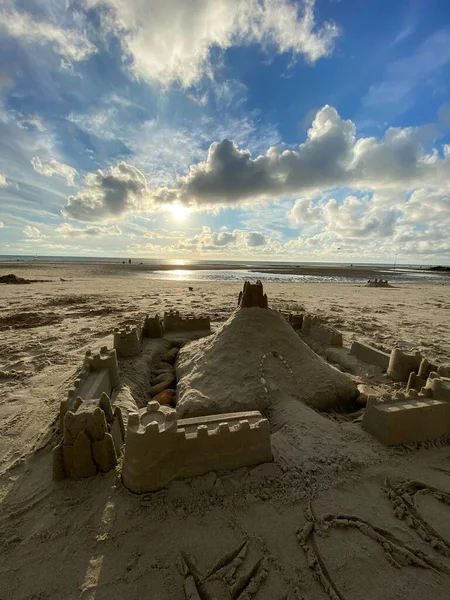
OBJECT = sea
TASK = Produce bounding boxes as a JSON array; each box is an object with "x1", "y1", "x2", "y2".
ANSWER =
[{"x1": 1, "y1": 255, "x2": 449, "y2": 285}]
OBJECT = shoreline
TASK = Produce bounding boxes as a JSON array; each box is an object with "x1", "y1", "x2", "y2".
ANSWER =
[{"x1": 1, "y1": 260, "x2": 450, "y2": 285}]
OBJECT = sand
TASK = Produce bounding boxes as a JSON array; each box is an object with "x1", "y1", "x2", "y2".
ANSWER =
[
  {"x1": 176, "y1": 307, "x2": 357, "y2": 417},
  {"x1": 0, "y1": 262, "x2": 450, "y2": 599}
]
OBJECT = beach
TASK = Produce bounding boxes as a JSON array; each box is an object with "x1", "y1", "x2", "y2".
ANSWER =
[{"x1": 1, "y1": 262, "x2": 450, "y2": 600}]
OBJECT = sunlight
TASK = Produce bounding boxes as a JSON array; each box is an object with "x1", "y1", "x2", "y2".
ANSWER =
[{"x1": 168, "y1": 202, "x2": 191, "y2": 221}]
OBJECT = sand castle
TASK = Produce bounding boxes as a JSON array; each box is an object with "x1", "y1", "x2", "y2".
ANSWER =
[
  {"x1": 113, "y1": 325, "x2": 142, "y2": 357},
  {"x1": 143, "y1": 314, "x2": 163, "y2": 337},
  {"x1": 366, "y1": 278, "x2": 391, "y2": 287},
  {"x1": 59, "y1": 346, "x2": 120, "y2": 431},
  {"x1": 53, "y1": 392, "x2": 124, "y2": 480},
  {"x1": 122, "y1": 402, "x2": 272, "y2": 493},
  {"x1": 176, "y1": 288, "x2": 356, "y2": 418},
  {"x1": 52, "y1": 280, "x2": 450, "y2": 490},
  {"x1": 362, "y1": 371, "x2": 450, "y2": 445},
  {"x1": 287, "y1": 308, "x2": 450, "y2": 447}
]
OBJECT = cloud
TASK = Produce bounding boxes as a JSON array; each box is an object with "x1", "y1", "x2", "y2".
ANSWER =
[
  {"x1": 155, "y1": 105, "x2": 450, "y2": 208},
  {"x1": 31, "y1": 157, "x2": 77, "y2": 186},
  {"x1": 0, "y1": 221, "x2": 4, "y2": 228},
  {"x1": 21, "y1": 116, "x2": 45, "y2": 133},
  {"x1": 246, "y1": 232, "x2": 267, "y2": 247},
  {"x1": 0, "y1": 172, "x2": 8, "y2": 186},
  {"x1": 55, "y1": 223, "x2": 122, "y2": 237},
  {"x1": 289, "y1": 197, "x2": 322, "y2": 223},
  {"x1": 62, "y1": 162, "x2": 150, "y2": 222},
  {"x1": 285, "y1": 186, "x2": 450, "y2": 260},
  {"x1": 175, "y1": 229, "x2": 238, "y2": 251},
  {"x1": 0, "y1": 8, "x2": 96, "y2": 64},
  {"x1": 86, "y1": 0, "x2": 339, "y2": 86},
  {"x1": 323, "y1": 195, "x2": 397, "y2": 239},
  {"x1": 23, "y1": 225, "x2": 41, "y2": 238},
  {"x1": 172, "y1": 228, "x2": 270, "y2": 253}
]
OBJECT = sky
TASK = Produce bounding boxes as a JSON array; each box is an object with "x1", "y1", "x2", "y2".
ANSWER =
[{"x1": 0, "y1": 0, "x2": 450, "y2": 264}]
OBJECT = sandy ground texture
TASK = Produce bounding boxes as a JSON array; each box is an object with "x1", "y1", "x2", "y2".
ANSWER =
[{"x1": 0, "y1": 263, "x2": 450, "y2": 600}]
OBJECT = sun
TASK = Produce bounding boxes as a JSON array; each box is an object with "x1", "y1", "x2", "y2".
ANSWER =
[{"x1": 168, "y1": 202, "x2": 191, "y2": 221}]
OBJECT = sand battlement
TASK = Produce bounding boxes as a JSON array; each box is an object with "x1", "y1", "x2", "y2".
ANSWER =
[
  {"x1": 113, "y1": 325, "x2": 142, "y2": 358},
  {"x1": 163, "y1": 309, "x2": 210, "y2": 332},
  {"x1": 62, "y1": 347, "x2": 120, "y2": 432},
  {"x1": 122, "y1": 402, "x2": 272, "y2": 493},
  {"x1": 363, "y1": 368, "x2": 450, "y2": 445}
]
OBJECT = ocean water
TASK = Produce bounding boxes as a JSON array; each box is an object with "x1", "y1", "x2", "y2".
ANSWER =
[
  {"x1": 139, "y1": 268, "x2": 449, "y2": 284},
  {"x1": 1, "y1": 256, "x2": 448, "y2": 284}
]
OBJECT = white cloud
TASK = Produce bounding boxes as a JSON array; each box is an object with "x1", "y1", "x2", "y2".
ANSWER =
[
  {"x1": 23, "y1": 225, "x2": 41, "y2": 238},
  {"x1": 62, "y1": 162, "x2": 150, "y2": 222},
  {"x1": 173, "y1": 228, "x2": 269, "y2": 253},
  {"x1": 31, "y1": 157, "x2": 77, "y2": 186},
  {"x1": 0, "y1": 172, "x2": 8, "y2": 186},
  {"x1": 68, "y1": 107, "x2": 117, "y2": 140},
  {"x1": 0, "y1": 9, "x2": 96, "y2": 64},
  {"x1": 55, "y1": 223, "x2": 123, "y2": 237},
  {"x1": 323, "y1": 195, "x2": 397, "y2": 239},
  {"x1": 0, "y1": 221, "x2": 4, "y2": 228},
  {"x1": 289, "y1": 196, "x2": 322, "y2": 223},
  {"x1": 154, "y1": 106, "x2": 450, "y2": 208},
  {"x1": 86, "y1": 0, "x2": 338, "y2": 86},
  {"x1": 21, "y1": 115, "x2": 46, "y2": 132}
]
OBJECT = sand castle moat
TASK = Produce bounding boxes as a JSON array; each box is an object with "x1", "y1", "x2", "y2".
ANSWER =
[{"x1": 51, "y1": 280, "x2": 450, "y2": 493}]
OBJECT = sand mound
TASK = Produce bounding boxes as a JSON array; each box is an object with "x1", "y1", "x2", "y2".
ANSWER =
[{"x1": 176, "y1": 307, "x2": 357, "y2": 417}]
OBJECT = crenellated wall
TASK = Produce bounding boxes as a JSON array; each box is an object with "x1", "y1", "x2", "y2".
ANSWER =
[
  {"x1": 163, "y1": 309, "x2": 210, "y2": 333},
  {"x1": 363, "y1": 371, "x2": 450, "y2": 445},
  {"x1": 60, "y1": 347, "x2": 120, "y2": 431},
  {"x1": 122, "y1": 402, "x2": 272, "y2": 493}
]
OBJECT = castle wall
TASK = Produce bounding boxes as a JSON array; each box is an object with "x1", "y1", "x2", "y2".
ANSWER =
[
  {"x1": 122, "y1": 402, "x2": 272, "y2": 493},
  {"x1": 60, "y1": 347, "x2": 119, "y2": 432},
  {"x1": 176, "y1": 419, "x2": 272, "y2": 479},
  {"x1": 163, "y1": 310, "x2": 210, "y2": 332},
  {"x1": 350, "y1": 341, "x2": 390, "y2": 370},
  {"x1": 362, "y1": 396, "x2": 450, "y2": 445},
  {"x1": 363, "y1": 369, "x2": 450, "y2": 446},
  {"x1": 309, "y1": 323, "x2": 343, "y2": 347}
]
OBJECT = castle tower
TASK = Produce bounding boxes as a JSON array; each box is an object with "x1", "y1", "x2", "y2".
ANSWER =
[{"x1": 122, "y1": 401, "x2": 178, "y2": 493}]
